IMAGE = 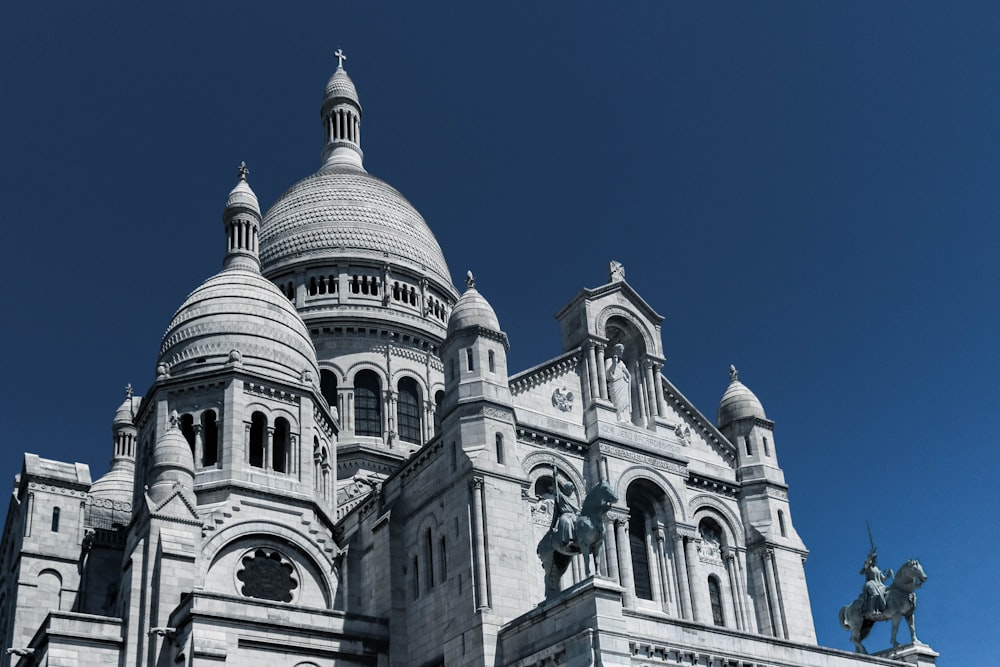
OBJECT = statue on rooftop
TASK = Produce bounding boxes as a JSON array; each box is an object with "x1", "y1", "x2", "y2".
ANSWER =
[
  {"x1": 839, "y1": 549, "x2": 927, "y2": 654},
  {"x1": 537, "y1": 467, "x2": 618, "y2": 598}
]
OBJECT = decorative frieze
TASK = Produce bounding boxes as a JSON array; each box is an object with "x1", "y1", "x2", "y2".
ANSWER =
[
  {"x1": 597, "y1": 443, "x2": 687, "y2": 476},
  {"x1": 509, "y1": 352, "x2": 580, "y2": 396}
]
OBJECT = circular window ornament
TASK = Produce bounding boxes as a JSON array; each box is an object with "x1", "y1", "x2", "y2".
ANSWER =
[{"x1": 236, "y1": 547, "x2": 298, "y2": 603}]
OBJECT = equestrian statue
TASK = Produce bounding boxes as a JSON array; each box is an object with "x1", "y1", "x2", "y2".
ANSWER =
[
  {"x1": 536, "y1": 466, "x2": 618, "y2": 598},
  {"x1": 839, "y1": 532, "x2": 928, "y2": 654}
]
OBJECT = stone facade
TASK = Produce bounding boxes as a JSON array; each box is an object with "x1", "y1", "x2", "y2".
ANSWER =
[{"x1": 0, "y1": 61, "x2": 936, "y2": 667}]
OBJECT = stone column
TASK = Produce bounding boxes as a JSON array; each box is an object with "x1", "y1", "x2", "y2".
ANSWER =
[
  {"x1": 265, "y1": 427, "x2": 275, "y2": 471},
  {"x1": 654, "y1": 525, "x2": 670, "y2": 614},
  {"x1": 736, "y1": 549, "x2": 755, "y2": 632},
  {"x1": 643, "y1": 360, "x2": 658, "y2": 418},
  {"x1": 763, "y1": 549, "x2": 786, "y2": 638},
  {"x1": 192, "y1": 423, "x2": 203, "y2": 468},
  {"x1": 645, "y1": 523, "x2": 662, "y2": 607},
  {"x1": 673, "y1": 535, "x2": 692, "y2": 619},
  {"x1": 603, "y1": 516, "x2": 620, "y2": 585},
  {"x1": 579, "y1": 355, "x2": 592, "y2": 406},
  {"x1": 244, "y1": 423, "x2": 251, "y2": 464},
  {"x1": 585, "y1": 342, "x2": 600, "y2": 406},
  {"x1": 684, "y1": 537, "x2": 702, "y2": 622},
  {"x1": 724, "y1": 550, "x2": 743, "y2": 631},
  {"x1": 653, "y1": 362, "x2": 667, "y2": 416},
  {"x1": 613, "y1": 515, "x2": 635, "y2": 608},
  {"x1": 289, "y1": 435, "x2": 298, "y2": 476},
  {"x1": 470, "y1": 477, "x2": 490, "y2": 610},
  {"x1": 595, "y1": 343, "x2": 609, "y2": 400},
  {"x1": 634, "y1": 361, "x2": 648, "y2": 425}
]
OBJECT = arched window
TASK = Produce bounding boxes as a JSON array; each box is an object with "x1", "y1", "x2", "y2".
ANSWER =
[
  {"x1": 709, "y1": 575, "x2": 725, "y2": 626},
  {"x1": 629, "y1": 507, "x2": 654, "y2": 600},
  {"x1": 425, "y1": 529, "x2": 435, "y2": 589},
  {"x1": 320, "y1": 370, "x2": 338, "y2": 409},
  {"x1": 488, "y1": 350, "x2": 495, "y2": 373},
  {"x1": 495, "y1": 433, "x2": 504, "y2": 465},
  {"x1": 51, "y1": 507, "x2": 60, "y2": 532},
  {"x1": 466, "y1": 348, "x2": 474, "y2": 371},
  {"x1": 534, "y1": 475, "x2": 554, "y2": 500},
  {"x1": 412, "y1": 555, "x2": 420, "y2": 600},
  {"x1": 272, "y1": 418, "x2": 290, "y2": 473},
  {"x1": 439, "y1": 536, "x2": 448, "y2": 582},
  {"x1": 778, "y1": 509, "x2": 787, "y2": 537},
  {"x1": 249, "y1": 412, "x2": 266, "y2": 468},
  {"x1": 397, "y1": 377, "x2": 421, "y2": 444},
  {"x1": 202, "y1": 410, "x2": 219, "y2": 466},
  {"x1": 763, "y1": 436, "x2": 770, "y2": 457},
  {"x1": 354, "y1": 371, "x2": 382, "y2": 437},
  {"x1": 744, "y1": 436, "x2": 752, "y2": 456},
  {"x1": 180, "y1": 413, "x2": 196, "y2": 453},
  {"x1": 434, "y1": 391, "x2": 444, "y2": 435}
]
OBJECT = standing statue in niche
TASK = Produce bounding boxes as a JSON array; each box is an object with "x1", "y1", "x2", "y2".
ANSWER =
[
  {"x1": 549, "y1": 470, "x2": 580, "y2": 551},
  {"x1": 605, "y1": 343, "x2": 631, "y2": 422}
]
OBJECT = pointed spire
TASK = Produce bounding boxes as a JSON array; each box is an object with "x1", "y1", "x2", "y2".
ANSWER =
[
  {"x1": 321, "y1": 52, "x2": 364, "y2": 170},
  {"x1": 223, "y1": 162, "x2": 262, "y2": 271}
]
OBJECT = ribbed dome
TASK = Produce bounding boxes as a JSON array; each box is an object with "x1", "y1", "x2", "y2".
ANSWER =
[
  {"x1": 448, "y1": 279, "x2": 500, "y2": 335},
  {"x1": 260, "y1": 166, "x2": 453, "y2": 289},
  {"x1": 717, "y1": 366, "x2": 766, "y2": 429},
  {"x1": 325, "y1": 66, "x2": 360, "y2": 106},
  {"x1": 158, "y1": 267, "x2": 320, "y2": 385}
]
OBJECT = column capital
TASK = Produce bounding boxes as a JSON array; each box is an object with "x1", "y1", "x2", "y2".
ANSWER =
[
  {"x1": 470, "y1": 476, "x2": 485, "y2": 491},
  {"x1": 606, "y1": 508, "x2": 630, "y2": 525}
]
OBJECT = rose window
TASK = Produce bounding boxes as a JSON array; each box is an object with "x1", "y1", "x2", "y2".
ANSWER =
[{"x1": 236, "y1": 548, "x2": 298, "y2": 602}]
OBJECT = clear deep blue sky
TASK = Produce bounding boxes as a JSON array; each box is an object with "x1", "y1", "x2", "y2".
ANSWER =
[{"x1": 1, "y1": 2, "x2": 995, "y2": 660}]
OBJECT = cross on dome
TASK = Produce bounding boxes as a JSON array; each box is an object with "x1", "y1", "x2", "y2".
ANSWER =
[
  {"x1": 125, "y1": 383, "x2": 132, "y2": 399},
  {"x1": 238, "y1": 161, "x2": 249, "y2": 180},
  {"x1": 335, "y1": 48, "x2": 347, "y2": 68},
  {"x1": 729, "y1": 365, "x2": 739, "y2": 383}
]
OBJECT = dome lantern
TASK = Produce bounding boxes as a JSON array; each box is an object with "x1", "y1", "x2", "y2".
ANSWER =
[
  {"x1": 223, "y1": 162, "x2": 262, "y2": 271},
  {"x1": 321, "y1": 50, "x2": 364, "y2": 170}
]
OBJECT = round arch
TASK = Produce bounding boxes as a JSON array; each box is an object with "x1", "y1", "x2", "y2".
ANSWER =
[
  {"x1": 596, "y1": 306, "x2": 657, "y2": 356},
  {"x1": 615, "y1": 465, "x2": 687, "y2": 523},
  {"x1": 689, "y1": 494, "x2": 745, "y2": 546}
]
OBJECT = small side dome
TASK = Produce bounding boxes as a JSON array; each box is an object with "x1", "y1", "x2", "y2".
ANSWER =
[
  {"x1": 148, "y1": 411, "x2": 195, "y2": 503},
  {"x1": 158, "y1": 268, "x2": 320, "y2": 385},
  {"x1": 447, "y1": 272, "x2": 501, "y2": 335},
  {"x1": 717, "y1": 365, "x2": 766, "y2": 429}
]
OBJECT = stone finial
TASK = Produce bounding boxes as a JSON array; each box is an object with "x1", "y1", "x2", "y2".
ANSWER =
[
  {"x1": 156, "y1": 363, "x2": 169, "y2": 378},
  {"x1": 335, "y1": 48, "x2": 347, "y2": 68},
  {"x1": 238, "y1": 161, "x2": 249, "y2": 180},
  {"x1": 228, "y1": 348, "x2": 243, "y2": 366},
  {"x1": 125, "y1": 383, "x2": 133, "y2": 400},
  {"x1": 729, "y1": 365, "x2": 739, "y2": 383},
  {"x1": 609, "y1": 260, "x2": 625, "y2": 282},
  {"x1": 168, "y1": 410, "x2": 181, "y2": 430},
  {"x1": 466, "y1": 271, "x2": 475, "y2": 289}
]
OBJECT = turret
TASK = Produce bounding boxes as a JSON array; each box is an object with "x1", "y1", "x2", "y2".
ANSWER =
[{"x1": 321, "y1": 49, "x2": 364, "y2": 169}]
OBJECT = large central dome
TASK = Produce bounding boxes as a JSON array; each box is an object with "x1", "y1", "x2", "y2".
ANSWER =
[
  {"x1": 260, "y1": 164, "x2": 452, "y2": 287},
  {"x1": 259, "y1": 63, "x2": 455, "y2": 296}
]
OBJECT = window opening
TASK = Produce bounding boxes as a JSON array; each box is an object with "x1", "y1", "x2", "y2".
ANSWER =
[
  {"x1": 354, "y1": 371, "x2": 382, "y2": 437},
  {"x1": 249, "y1": 412, "x2": 266, "y2": 468},
  {"x1": 397, "y1": 377, "x2": 421, "y2": 444}
]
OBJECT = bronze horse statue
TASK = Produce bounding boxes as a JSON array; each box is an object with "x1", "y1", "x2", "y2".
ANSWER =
[
  {"x1": 839, "y1": 559, "x2": 927, "y2": 654},
  {"x1": 536, "y1": 480, "x2": 617, "y2": 598}
]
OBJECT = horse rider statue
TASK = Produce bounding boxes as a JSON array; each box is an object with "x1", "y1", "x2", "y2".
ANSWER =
[
  {"x1": 550, "y1": 468, "x2": 581, "y2": 552},
  {"x1": 857, "y1": 547, "x2": 894, "y2": 619}
]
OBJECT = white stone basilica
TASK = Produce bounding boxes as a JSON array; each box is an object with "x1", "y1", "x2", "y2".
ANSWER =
[{"x1": 0, "y1": 60, "x2": 938, "y2": 667}]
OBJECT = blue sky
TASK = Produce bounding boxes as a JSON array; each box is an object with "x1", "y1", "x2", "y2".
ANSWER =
[{"x1": 1, "y1": 2, "x2": 996, "y2": 660}]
